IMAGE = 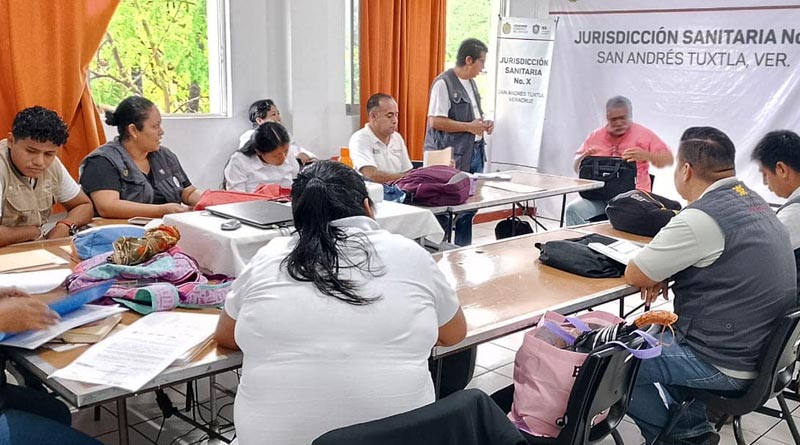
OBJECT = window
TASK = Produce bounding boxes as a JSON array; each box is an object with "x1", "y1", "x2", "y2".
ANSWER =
[
  {"x1": 446, "y1": 0, "x2": 493, "y2": 114},
  {"x1": 344, "y1": 0, "x2": 360, "y2": 115},
  {"x1": 89, "y1": 0, "x2": 229, "y2": 116}
]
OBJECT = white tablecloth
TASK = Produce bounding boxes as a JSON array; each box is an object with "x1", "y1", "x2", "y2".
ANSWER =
[{"x1": 163, "y1": 201, "x2": 443, "y2": 276}]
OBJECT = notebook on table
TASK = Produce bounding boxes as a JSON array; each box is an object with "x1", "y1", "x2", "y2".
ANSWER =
[{"x1": 206, "y1": 200, "x2": 294, "y2": 229}]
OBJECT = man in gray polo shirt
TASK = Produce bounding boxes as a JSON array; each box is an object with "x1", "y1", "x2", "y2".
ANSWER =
[{"x1": 624, "y1": 127, "x2": 797, "y2": 445}]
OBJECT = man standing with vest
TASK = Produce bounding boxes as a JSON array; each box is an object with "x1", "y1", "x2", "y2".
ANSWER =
[
  {"x1": 625, "y1": 127, "x2": 797, "y2": 445},
  {"x1": 0, "y1": 107, "x2": 93, "y2": 247},
  {"x1": 424, "y1": 38, "x2": 493, "y2": 246},
  {"x1": 752, "y1": 130, "x2": 800, "y2": 292}
]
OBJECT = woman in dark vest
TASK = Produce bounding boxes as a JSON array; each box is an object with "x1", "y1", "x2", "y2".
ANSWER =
[{"x1": 79, "y1": 96, "x2": 201, "y2": 218}]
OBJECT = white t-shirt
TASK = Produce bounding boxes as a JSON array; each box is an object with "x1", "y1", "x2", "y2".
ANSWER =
[
  {"x1": 778, "y1": 187, "x2": 800, "y2": 250},
  {"x1": 224, "y1": 149, "x2": 300, "y2": 191},
  {"x1": 349, "y1": 124, "x2": 413, "y2": 176},
  {"x1": 224, "y1": 216, "x2": 459, "y2": 445},
  {"x1": 427, "y1": 77, "x2": 482, "y2": 141},
  {"x1": 0, "y1": 158, "x2": 81, "y2": 219}
]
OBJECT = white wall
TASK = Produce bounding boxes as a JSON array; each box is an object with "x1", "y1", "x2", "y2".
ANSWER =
[{"x1": 103, "y1": 0, "x2": 360, "y2": 190}]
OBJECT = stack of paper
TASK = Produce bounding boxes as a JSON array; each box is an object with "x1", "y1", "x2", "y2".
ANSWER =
[
  {"x1": 588, "y1": 240, "x2": 643, "y2": 265},
  {"x1": 484, "y1": 182, "x2": 544, "y2": 194},
  {"x1": 0, "y1": 305, "x2": 127, "y2": 349},
  {"x1": 0, "y1": 268, "x2": 71, "y2": 294},
  {"x1": 423, "y1": 147, "x2": 452, "y2": 167},
  {"x1": 52, "y1": 311, "x2": 219, "y2": 391},
  {"x1": 60, "y1": 313, "x2": 123, "y2": 344},
  {"x1": 0, "y1": 249, "x2": 69, "y2": 273}
]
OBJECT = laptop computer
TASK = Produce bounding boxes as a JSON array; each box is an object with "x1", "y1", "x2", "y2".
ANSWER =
[{"x1": 206, "y1": 200, "x2": 294, "y2": 229}]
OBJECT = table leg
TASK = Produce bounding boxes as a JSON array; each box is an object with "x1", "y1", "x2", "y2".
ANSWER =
[
  {"x1": 209, "y1": 375, "x2": 218, "y2": 427},
  {"x1": 446, "y1": 212, "x2": 455, "y2": 243},
  {"x1": 117, "y1": 398, "x2": 129, "y2": 445},
  {"x1": 560, "y1": 195, "x2": 567, "y2": 227}
]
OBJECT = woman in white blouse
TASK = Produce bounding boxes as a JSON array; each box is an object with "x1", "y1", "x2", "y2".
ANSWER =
[
  {"x1": 224, "y1": 120, "x2": 311, "y2": 191},
  {"x1": 214, "y1": 160, "x2": 466, "y2": 445}
]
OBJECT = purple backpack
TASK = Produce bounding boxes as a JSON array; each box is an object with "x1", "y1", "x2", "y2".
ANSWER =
[{"x1": 391, "y1": 165, "x2": 472, "y2": 206}]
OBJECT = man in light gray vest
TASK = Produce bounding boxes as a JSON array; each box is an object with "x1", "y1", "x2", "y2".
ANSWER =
[
  {"x1": 625, "y1": 127, "x2": 797, "y2": 445},
  {"x1": 424, "y1": 38, "x2": 493, "y2": 246}
]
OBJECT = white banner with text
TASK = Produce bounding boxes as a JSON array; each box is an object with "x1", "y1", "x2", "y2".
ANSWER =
[
  {"x1": 491, "y1": 17, "x2": 557, "y2": 169},
  {"x1": 538, "y1": 0, "x2": 800, "y2": 203}
]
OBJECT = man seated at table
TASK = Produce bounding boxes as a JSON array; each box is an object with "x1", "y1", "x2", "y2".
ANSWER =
[
  {"x1": 624, "y1": 126, "x2": 797, "y2": 445},
  {"x1": 0, "y1": 287, "x2": 100, "y2": 444},
  {"x1": 752, "y1": 129, "x2": 800, "y2": 291},
  {"x1": 0, "y1": 106, "x2": 93, "y2": 247},
  {"x1": 566, "y1": 96, "x2": 673, "y2": 226},
  {"x1": 349, "y1": 93, "x2": 413, "y2": 183}
]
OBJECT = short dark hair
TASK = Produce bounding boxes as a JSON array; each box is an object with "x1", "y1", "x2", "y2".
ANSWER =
[
  {"x1": 752, "y1": 130, "x2": 800, "y2": 173},
  {"x1": 678, "y1": 126, "x2": 736, "y2": 182},
  {"x1": 284, "y1": 160, "x2": 383, "y2": 305},
  {"x1": 366, "y1": 93, "x2": 393, "y2": 114},
  {"x1": 11, "y1": 106, "x2": 69, "y2": 146},
  {"x1": 240, "y1": 121, "x2": 291, "y2": 157},
  {"x1": 456, "y1": 38, "x2": 488, "y2": 67},
  {"x1": 248, "y1": 99, "x2": 276, "y2": 127},
  {"x1": 105, "y1": 96, "x2": 156, "y2": 141}
]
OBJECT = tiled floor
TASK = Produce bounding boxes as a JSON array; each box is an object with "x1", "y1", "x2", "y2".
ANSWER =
[{"x1": 62, "y1": 217, "x2": 800, "y2": 444}]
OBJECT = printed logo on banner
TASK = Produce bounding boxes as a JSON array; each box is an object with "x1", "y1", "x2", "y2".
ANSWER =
[
  {"x1": 502, "y1": 22, "x2": 512, "y2": 34},
  {"x1": 533, "y1": 25, "x2": 541, "y2": 34}
]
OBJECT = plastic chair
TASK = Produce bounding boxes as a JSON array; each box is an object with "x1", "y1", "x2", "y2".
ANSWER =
[
  {"x1": 655, "y1": 308, "x2": 800, "y2": 445},
  {"x1": 492, "y1": 327, "x2": 656, "y2": 445},
  {"x1": 311, "y1": 389, "x2": 527, "y2": 445}
]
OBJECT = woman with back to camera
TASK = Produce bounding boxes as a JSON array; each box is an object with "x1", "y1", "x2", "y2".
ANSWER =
[
  {"x1": 224, "y1": 121, "x2": 302, "y2": 191},
  {"x1": 79, "y1": 96, "x2": 202, "y2": 218},
  {"x1": 214, "y1": 160, "x2": 466, "y2": 445}
]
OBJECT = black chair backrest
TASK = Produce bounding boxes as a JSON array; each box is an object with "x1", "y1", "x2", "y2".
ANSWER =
[
  {"x1": 311, "y1": 389, "x2": 527, "y2": 445},
  {"x1": 556, "y1": 329, "x2": 651, "y2": 444},
  {"x1": 709, "y1": 308, "x2": 800, "y2": 416}
]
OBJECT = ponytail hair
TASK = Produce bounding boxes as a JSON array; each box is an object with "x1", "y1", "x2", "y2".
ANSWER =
[
  {"x1": 248, "y1": 99, "x2": 276, "y2": 127},
  {"x1": 239, "y1": 121, "x2": 291, "y2": 157},
  {"x1": 283, "y1": 161, "x2": 383, "y2": 305},
  {"x1": 105, "y1": 96, "x2": 156, "y2": 141}
]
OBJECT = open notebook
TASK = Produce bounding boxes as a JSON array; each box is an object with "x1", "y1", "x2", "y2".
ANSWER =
[{"x1": 587, "y1": 240, "x2": 643, "y2": 265}]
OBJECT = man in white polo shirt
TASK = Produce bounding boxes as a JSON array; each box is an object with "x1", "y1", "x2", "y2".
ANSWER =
[{"x1": 349, "y1": 93, "x2": 413, "y2": 183}]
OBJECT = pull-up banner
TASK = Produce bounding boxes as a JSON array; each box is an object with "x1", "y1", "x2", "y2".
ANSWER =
[
  {"x1": 491, "y1": 17, "x2": 557, "y2": 169},
  {"x1": 539, "y1": 0, "x2": 800, "y2": 202}
]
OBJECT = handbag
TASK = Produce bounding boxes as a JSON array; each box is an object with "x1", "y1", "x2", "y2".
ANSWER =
[
  {"x1": 536, "y1": 234, "x2": 626, "y2": 278},
  {"x1": 578, "y1": 156, "x2": 637, "y2": 201},
  {"x1": 495, "y1": 216, "x2": 534, "y2": 240},
  {"x1": 606, "y1": 190, "x2": 682, "y2": 237},
  {"x1": 508, "y1": 311, "x2": 661, "y2": 437}
]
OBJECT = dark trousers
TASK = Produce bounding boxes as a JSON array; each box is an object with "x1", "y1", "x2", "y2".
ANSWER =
[{"x1": 0, "y1": 384, "x2": 100, "y2": 445}]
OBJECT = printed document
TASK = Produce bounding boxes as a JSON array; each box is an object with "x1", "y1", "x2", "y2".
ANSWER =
[
  {"x1": 588, "y1": 240, "x2": 643, "y2": 265},
  {"x1": 51, "y1": 311, "x2": 219, "y2": 391},
  {"x1": 0, "y1": 305, "x2": 127, "y2": 349}
]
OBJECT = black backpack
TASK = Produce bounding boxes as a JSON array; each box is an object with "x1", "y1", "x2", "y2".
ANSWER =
[
  {"x1": 494, "y1": 216, "x2": 533, "y2": 240},
  {"x1": 606, "y1": 190, "x2": 681, "y2": 237},
  {"x1": 578, "y1": 156, "x2": 637, "y2": 201},
  {"x1": 535, "y1": 234, "x2": 626, "y2": 278}
]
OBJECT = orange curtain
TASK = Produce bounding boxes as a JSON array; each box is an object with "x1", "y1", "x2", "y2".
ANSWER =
[
  {"x1": 0, "y1": 0, "x2": 119, "y2": 179},
  {"x1": 360, "y1": 0, "x2": 446, "y2": 161}
]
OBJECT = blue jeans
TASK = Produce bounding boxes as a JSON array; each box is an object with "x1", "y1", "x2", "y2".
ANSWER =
[
  {"x1": 565, "y1": 197, "x2": 608, "y2": 226},
  {"x1": 0, "y1": 385, "x2": 100, "y2": 445},
  {"x1": 450, "y1": 141, "x2": 485, "y2": 246},
  {"x1": 627, "y1": 331, "x2": 750, "y2": 444}
]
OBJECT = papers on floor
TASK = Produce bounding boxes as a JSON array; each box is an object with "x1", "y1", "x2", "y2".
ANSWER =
[
  {"x1": 0, "y1": 268, "x2": 71, "y2": 294},
  {"x1": 0, "y1": 305, "x2": 127, "y2": 350},
  {"x1": 588, "y1": 240, "x2": 643, "y2": 265},
  {"x1": 423, "y1": 147, "x2": 452, "y2": 167},
  {"x1": 483, "y1": 182, "x2": 544, "y2": 194},
  {"x1": 0, "y1": 249, "x2": 69, "y2": 273},
  {"x1": 51, "y1": 311, "x2": 219, "y2": 391}
]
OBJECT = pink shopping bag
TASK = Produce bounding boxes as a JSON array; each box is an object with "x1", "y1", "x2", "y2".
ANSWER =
[{"x1": 509, "y1": 310, "x2": 622, "y2": 438}]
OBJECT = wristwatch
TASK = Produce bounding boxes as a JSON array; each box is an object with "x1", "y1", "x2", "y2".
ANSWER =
[{"x1": 56, "y1": 219, "x2": 79, "y2": 236}]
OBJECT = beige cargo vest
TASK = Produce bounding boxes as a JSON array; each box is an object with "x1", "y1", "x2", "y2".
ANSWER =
[{"x1": 0, "y1": 139, "x2": 61, "y2": 227}]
